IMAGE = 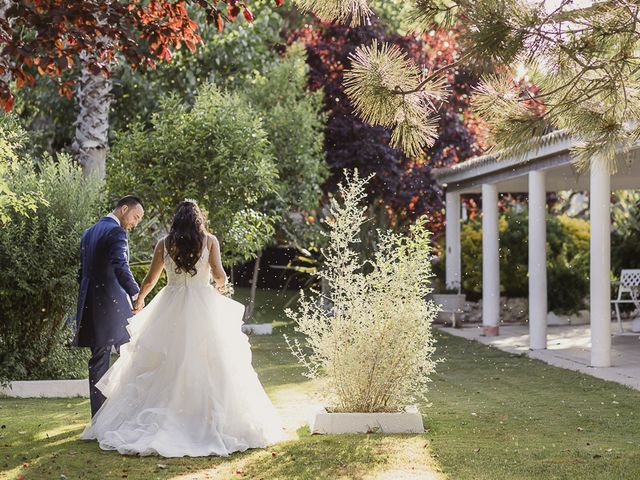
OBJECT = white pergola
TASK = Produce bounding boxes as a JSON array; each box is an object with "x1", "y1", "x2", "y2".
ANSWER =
[{"x1": 433, "y1": 131, "x2": 640, "y2": 368}]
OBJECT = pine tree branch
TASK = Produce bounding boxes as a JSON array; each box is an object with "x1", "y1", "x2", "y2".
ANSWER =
[
  {"x1": 521, "y1": 67, "x2": 589, "y2": 103},
  {"x1": 392, "y1": 48, "x2": 476, "y2": 96}
]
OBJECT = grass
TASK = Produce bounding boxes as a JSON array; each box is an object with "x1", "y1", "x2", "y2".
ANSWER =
[
  {"x1": 2, "y1": 289, "x2": 640, "y2": 479},
  {"x1": 232, "y1": 287, "x2": 299, "y2": 326},
  {"x1": 427, "y1": 332, "x2": 640, "y2": 479},
  {"x1": 0, "y1": 327, "x2": 440, "y2": 480},
  {"x1": 0, "y1": 399, "x2": 388, "y2": 480}
]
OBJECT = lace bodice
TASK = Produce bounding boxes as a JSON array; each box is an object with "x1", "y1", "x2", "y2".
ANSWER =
[{"x1": 164, "y1": 242, "x2": 211, "y2": 287}]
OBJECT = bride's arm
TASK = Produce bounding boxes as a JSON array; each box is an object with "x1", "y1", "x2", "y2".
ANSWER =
[
  {"x1": 133, "y1": 239, "x2": 165, "y2": 312},
  {"x1": 207, "y1": 234, "x2": 228, "y2": 291}
]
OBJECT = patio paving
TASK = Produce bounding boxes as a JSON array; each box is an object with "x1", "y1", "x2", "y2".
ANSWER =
[{"x1": 437, "y1": 320, "x2": 640, "y2": 391}]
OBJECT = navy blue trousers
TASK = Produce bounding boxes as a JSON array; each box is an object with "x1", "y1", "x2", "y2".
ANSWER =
[{"x1": 88, "y1": 345, "x2": 112, "y2": 417}]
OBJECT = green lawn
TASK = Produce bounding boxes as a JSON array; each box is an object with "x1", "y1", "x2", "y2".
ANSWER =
[
  {"x1": 428, "y1": 333, "x2": 640, "y2": 479},
  {"x1": 2, "y1": 319, "x2": 640, "y2": 479},
  {"x1": 232, "y1": 286, "x2": 299, "y2": 326}
]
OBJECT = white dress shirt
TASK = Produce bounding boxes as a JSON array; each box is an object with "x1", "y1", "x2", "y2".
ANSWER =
[{"x1": 107, "y1": 212, "x2": 121, "y2": 226}]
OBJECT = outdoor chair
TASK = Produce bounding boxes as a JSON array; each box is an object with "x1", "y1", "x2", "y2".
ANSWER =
[{"x1": 611, "y1": 269, "x2": 640, "y2": 334}]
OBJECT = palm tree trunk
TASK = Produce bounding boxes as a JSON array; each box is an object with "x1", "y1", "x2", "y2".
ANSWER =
[
  {"x1": 72, "y1": 53, "x2": 112, "y2": 180},
  {"x1": 0, "y1": 2, "x2": 14, "y2": 86},
  {"x1": 244, "y1": 253, "x2": 262, "y2": 322},
  {"x1": 0, "y1": 2, "x2": 13, "y2": 37}
]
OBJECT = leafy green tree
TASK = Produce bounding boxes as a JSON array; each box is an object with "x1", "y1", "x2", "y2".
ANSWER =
[
  {"x1": 239, "y1": 44, "x2": 328, "y2": 319},
  {"x1": 242, "y1": 44, "x2": 327, "y2": 235},
  {"x1": 110, "y1": 4, "x2": 287, "y2": 136},
  {"x1": 2, "y1": 0, "x2": 281, "y2": 178},
  {"x1": 106, "y1": 84, "x2": 279, "y2": 265},
  {"x1": 14, "y1": 2, "x2": 286, "y2": 162},
  {"x1": 0, "y1": 115, "x2": 42, "y2": 224}
]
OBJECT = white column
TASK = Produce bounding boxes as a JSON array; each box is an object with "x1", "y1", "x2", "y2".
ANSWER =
[
  {"x1": 445, "y1": 192, "x2": 461, "y2": 290},
  {"x1": 482, "y1": 183, "x2": 500, "y2": 336},
  {"x1": 590, "y1": 159, "x2": 611, "y2": 367},
  {"x1": 528, "y1": 171, "x2": 547, "y2": 350}
]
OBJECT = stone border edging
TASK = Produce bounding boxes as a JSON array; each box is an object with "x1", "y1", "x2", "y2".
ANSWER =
[
  {"x1": 241, "y1": 323, "x2": 273, "y2": 335},
  {"x1": 0, "y1": 379, "x2": 88, "y2": 398}
]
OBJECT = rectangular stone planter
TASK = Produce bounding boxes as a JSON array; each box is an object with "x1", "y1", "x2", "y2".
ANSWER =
[
  {"x1": 309, "y1": 405, "x2": 424, "y2": 434},
  {"x1": 0, "y1": 379, "x2": 89, "y2": 398},
  {"x1": 241, "y1": 323, "x2": 273, "y2": 335}
]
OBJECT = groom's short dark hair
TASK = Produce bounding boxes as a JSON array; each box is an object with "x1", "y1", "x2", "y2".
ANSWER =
[{"x1": 115, "y1": 195, "x2": 144, "y2": 210}]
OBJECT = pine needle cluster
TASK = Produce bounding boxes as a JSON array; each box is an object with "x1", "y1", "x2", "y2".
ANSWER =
[
  {"x1": 292, "y1": 0, "x2": 373, "y2": 26},
  {"x1": 470, "y1": 0, "x2": 640, "y2": 172},
  {"x1": 297, "y1": 0, "x2": 640, "y2": 171},
  {"x1": 344, "y1": 40, "x2": 445, "y2": 157}
]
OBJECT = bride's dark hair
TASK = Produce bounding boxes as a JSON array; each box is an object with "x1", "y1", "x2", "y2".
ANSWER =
[{"x1": 166, "y1": 200, "x2": 207, "y2": 276}]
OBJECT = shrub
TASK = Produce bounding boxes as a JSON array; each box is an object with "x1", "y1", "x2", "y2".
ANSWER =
[
  {"x1": 459, "y1": 215, "x2": 505, "y2": 297},
  {"x1": 547, "y1": 215, "x2": 590, "y2": 313},
  {"x1": 547, "y1": 262, "x2": 589, "y2": 314},
  {"x1": 285, "y1": 171, "x2": 439, "y2": 413},
  {"x1": 0, "y1": 154, "x2": 104, "y2": 383},
  {"x1": 611, "y1": 191, "x2": 640, "y2": 273},
  {"x1": 458, "y1": 209, "x2": 589, "y2": 313}
]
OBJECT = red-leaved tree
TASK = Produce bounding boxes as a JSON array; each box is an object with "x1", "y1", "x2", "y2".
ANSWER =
[
  {"x1": 288, "y1": 20, "x2": 485, "y2": 236},
  {"x1": 0, "y1": 0, "x2": 278, "y2": 177}
]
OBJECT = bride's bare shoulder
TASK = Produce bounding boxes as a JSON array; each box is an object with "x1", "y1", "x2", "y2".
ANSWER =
[
  {"x1": 206, "y1": 233, "x2": 220, "y2": 249},
  {"x1": 155, "y1": 236, "x2": 167, "y2": 252}
]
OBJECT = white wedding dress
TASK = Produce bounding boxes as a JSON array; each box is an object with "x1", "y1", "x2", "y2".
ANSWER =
[{"x1": 80, "y1": 244, "x2": 285, "y2": 457}]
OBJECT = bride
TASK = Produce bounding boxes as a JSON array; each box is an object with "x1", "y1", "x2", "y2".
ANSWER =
[{"x1": 80, "y1": 200, "x2": 285, "y2": 457}]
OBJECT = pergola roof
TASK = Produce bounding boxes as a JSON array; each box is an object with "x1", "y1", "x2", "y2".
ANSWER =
[{"x1": 432, "y1": 130, "x2": 640, "y2": 193}]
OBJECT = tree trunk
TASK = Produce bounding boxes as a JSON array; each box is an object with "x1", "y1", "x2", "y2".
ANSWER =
[
  {"x1": 321, "y1": 276, "x2": 332, "y2": 312},
  {"x1": 244, "y1": 253, "x2": 262, "y2": 323},
  {"x1": 0, "y1": 2, "x2": 14, "y2": 86},
  {"x1": 72, "y1": 54, "x2": 112, "y2": 180}
]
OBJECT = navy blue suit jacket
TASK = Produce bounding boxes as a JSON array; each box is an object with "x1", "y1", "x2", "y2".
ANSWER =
[{"x1": 74, "y1": 216, "x2": 140, "y2": 348}]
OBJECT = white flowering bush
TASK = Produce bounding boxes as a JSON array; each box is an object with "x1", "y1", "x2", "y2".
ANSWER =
[{"x1": 285, "y1": 171, "x2": 439, "y2": 413}]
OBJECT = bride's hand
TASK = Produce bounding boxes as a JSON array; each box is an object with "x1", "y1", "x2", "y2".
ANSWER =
[
  {"x1": 217, "y1": 283, "x2": 234, "y2": 297},
  {"x1": 133, "y1": 297, "x2": 145, "y2": 314}
]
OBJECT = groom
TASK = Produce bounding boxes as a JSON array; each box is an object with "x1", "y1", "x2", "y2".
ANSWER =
[{"x1": 74, "y1": 195, "x2": 144, "y2": 417}]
